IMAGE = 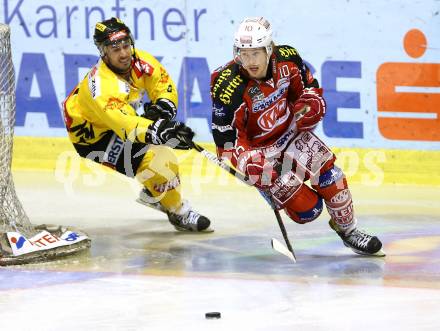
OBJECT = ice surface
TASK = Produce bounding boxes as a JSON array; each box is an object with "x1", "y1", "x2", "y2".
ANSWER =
[{"x1": 1, "y1": 170, "x2": 440, "y2": 330}]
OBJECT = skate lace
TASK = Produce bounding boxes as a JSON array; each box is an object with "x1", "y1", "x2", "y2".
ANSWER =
[
  {"x1": 180, "y1": 211, "x2": 199, "y2": 225},
  {"x1": 346, "y1": 229, "x2": 372, "y2": 249}
]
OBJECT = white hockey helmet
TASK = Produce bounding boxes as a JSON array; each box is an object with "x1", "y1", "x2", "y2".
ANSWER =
[{"x1": 233, "y1": 17, "x2": 273, "y2": 63}]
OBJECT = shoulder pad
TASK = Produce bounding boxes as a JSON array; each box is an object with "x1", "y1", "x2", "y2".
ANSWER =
[
  {"x1": 211, "y1": 62, "x2": 247, "y2": 108},
  {"x1": 274, "y1": 45, "x2": 306, "y2": 69},
  {"x1": 274, "y1": 45, "x2": 314, "y2": 85}
]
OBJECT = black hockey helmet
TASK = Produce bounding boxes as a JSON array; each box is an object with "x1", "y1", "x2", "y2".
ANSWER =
[{"x1": 93, "y1": 17, "x2": 134, "y2": 54}]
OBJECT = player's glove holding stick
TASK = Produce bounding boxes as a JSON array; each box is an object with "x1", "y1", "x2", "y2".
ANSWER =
[
  {"x1": 290, "y1": 89, "x2": 326, "y2": 131},
  {"x1": 146, "y1": 118, "x2": 194, "y2": 150},
  {"x1": 143, "y1": 100, "x2": 194, "y2": 150}
]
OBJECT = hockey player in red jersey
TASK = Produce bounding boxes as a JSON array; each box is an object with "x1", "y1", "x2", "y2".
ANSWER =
[{"x1": 210, "y1": 17, "x2": 384, "y2": 256}]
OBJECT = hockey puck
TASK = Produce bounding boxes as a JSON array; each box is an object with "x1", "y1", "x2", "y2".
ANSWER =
[{"x1": 205, "y1": 312, "x2": 221, "y2": 319}]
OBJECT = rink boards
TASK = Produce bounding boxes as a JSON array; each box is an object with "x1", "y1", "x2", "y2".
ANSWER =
[{"x1": 11, "y1": 136, "x2": 440, "y2": 186}]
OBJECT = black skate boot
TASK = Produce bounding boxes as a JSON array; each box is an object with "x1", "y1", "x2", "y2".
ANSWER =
[
  {"x1": 137, "y1": 188, "x2": 213, "y2": 232},
  {"x1": 167, "y1": 200, "x2": 213, "y2": 233},
  {"x1": 329, "y1": 219, "x2": 385, "y2": 257},
  {"x1": 136, "y1": 187, "x2": 166, "y2": 213}
]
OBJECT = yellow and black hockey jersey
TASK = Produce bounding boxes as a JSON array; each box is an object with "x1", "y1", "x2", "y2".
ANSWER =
[{"x1": 63, "y1": 49, "x2": 177, "y2": 146}]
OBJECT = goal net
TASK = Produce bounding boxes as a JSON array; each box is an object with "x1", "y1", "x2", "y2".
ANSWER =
[{"x1": 0, "y1": 23, "x2": 90, "y2": 265}]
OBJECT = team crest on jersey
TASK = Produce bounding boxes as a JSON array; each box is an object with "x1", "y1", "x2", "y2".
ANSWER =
[{"x1": 248, "y1": 85, "x2": 264, "y2": 102}]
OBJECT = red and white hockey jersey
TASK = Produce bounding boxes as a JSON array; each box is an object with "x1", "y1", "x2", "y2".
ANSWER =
[{"x1": 210, "y1": 45, "x2": 325, "y2": 167}]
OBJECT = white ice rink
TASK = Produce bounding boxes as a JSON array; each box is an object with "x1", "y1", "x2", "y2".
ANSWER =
[{"x1": 1, "y1": 170, "x2": 440, "y2": 331}]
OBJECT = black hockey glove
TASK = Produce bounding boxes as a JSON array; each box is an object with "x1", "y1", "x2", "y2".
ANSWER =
[
  {"x1": 146, "y1": 118, "x2": 195, "y2": 150},
  {"x1": 142, "y1": 99, "x2": 177, "y2": 121}
]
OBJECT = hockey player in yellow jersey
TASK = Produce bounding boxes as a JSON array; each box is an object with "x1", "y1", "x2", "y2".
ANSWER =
[{"x1": 62, "y1": 17, "x2": 211, "y2": 232}]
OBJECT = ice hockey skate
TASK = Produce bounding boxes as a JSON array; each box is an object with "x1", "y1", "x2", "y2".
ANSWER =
[
  {"x1": 137, "y1": 188, "x2": 213, "y2": 232},
  {"x1": 167, "y1": 200, "x2": 213, "y2": 233},
  {"x1": 329, "y1": 219, "x2": 385, "y2": 257}
]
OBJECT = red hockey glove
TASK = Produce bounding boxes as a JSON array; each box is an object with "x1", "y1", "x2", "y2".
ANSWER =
[
  {"x1": 291, "y1": 89, "x2": 326, "y2": 131},
  {"x1": 236, "y1": 149, "x2": 278, "y2": 189}
]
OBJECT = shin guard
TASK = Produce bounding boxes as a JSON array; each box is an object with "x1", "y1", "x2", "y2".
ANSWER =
[{"x1": 314, "y1": 165, "x2": 356, "y2": 232}]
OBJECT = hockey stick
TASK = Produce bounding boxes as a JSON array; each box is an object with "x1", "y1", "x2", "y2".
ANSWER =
[
  {"x1": 142, "y1": 108, "x2": 296, "y2": 262},
  {"x1": 188, "y1": 107, "x2": 311, "y2": 261},
  {"x1": 191, "y1": 142, "x2": 296, "y2": 262}
]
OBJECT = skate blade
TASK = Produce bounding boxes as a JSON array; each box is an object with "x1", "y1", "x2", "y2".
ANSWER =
[
  {"x1": 348, "y1": 245, "x2": 386, "y2": 257},
  {"x1": 200, "y1": 227, "x2": 215, "y2": 233},
  {"x1": 136, "y1": 198, "x2": 166, "y2": 213},
  {"x1": 173, "y1": 225, "x2": 215, "y2": 233},
  {"x1": 371, "y1": 248, "x2": 386, "y2": 257}
]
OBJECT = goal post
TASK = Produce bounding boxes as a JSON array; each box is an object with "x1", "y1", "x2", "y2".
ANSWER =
[{"x1": 0, "y1": 23, "x2": 91, "y2": 266}]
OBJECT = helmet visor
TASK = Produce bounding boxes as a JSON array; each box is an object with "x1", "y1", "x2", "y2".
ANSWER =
[
  {"x1": 234, "y1": 47, "x2": 267, "y2": 66},
  {"x1": 102, "y1": 30, "x2": 130, "y2": 46}
]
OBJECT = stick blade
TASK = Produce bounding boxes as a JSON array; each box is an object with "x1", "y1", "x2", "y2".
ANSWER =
[{"x1": 271, "y1": 238, "x2": 296, "y2": 263}]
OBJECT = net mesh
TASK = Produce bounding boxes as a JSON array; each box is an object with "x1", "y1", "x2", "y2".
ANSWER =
[
  {"x1": 0, "y1": 23, "x2": 35, "y2": 237},
  {"x1": 0, "y1": 24, "x2": 90, "y2": 265}
]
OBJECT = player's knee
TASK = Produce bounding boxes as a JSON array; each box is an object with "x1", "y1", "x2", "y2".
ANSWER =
[
  {"x1": 150, "y1": 145, "x2": 179, "y2": 172},
  {"x1": 285, "y1": 195, "x2": 323, "y2": 224},
  {"x1": 284, "y1": 185, "x2": 323, "y2": 224},
  {"x1": 137, "y1": 146, "x2": 179, "y2": 182},
  {"x1": 314, "y1": 165, "x2": 347, "y2": 199}
]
